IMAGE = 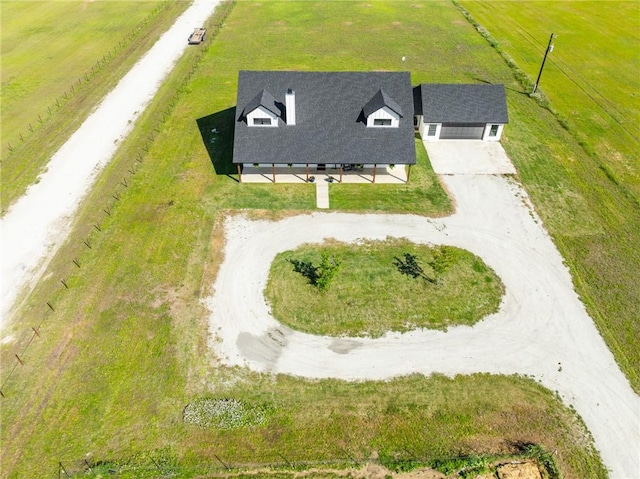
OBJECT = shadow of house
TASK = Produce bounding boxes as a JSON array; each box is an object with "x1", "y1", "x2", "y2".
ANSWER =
[{"x1": 196, "y1": 107, "x2": 236, "y2": 176}]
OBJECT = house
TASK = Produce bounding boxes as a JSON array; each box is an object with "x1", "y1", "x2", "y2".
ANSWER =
[
  {"x1": 232, "y1": 71, "x2": 417, "y2": 182},
  {"x1": 231, "y1": 71, "x2": 508, "y2": 182},
  {"x1": 415, "y1": 83, "x2": 508, "y2": 141}
]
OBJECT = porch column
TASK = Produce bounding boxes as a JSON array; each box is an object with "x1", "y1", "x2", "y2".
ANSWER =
[
  {"x1": 237, "y1": 164, "x2": 242, "y2": 183},
  {"x1": 272, "y1": 164, "x2": 276, "y2": 183},
  {"x1": 306, "y1": 164, "x2": 309, "y2": 182},
  {"x1": 406, "y1": 164, "x2": 412, "y2": 183},
  {"x1": 339, "y1": 165, "x2": 343, "y2": 183},
  {"x1": 372, "y1": 164, "x2": 377, "y2": 183}
]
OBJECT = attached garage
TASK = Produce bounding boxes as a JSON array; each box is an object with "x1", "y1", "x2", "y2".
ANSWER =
[
  {"x1": 439, "y1": 123, "x2": 485, "y2": 140},
  {"x1": 416, "y1": 84, "x2": 508, "y2": 142}
]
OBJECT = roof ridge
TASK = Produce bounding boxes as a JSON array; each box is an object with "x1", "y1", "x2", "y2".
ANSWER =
[
  {"x1": 363, "y1": 88, "x2": 404, "y2": 118},
  {"x1": 242, "y1": 88, "x2": 280, "y2": 117}
]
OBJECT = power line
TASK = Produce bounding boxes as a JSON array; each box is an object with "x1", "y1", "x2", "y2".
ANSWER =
[{"x1": 474, "y1": 1, "x2": 638, "y2": 144}]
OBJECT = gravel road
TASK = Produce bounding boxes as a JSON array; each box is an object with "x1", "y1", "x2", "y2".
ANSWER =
[{"x1": 0, "y1": 0, "x2": 220, "y2": 326}]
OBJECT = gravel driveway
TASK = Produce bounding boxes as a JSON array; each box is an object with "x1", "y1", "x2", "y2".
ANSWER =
[{"x1": 207, "y1": 145, "x2": 639, "y2": 478}]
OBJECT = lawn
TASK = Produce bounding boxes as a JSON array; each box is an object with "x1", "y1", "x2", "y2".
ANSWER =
[
  {"x1": 330, "y1": 137, "x2": 451, "y2": 214},
  {"x1": 0, "y1": 1, "x2": 614, "y2": 477},
  {"x1": 0, "y1": 0, "x2": 189, "y2": 212},
  {"x1": 458, "y1": 0, "x2": 640, "y2": 392},
  {"x1": 266, "y1": 239, "x2": 503, "y2": 337}
]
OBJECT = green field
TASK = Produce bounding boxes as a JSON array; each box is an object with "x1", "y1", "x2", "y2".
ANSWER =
[
  {"x1": 266, "y1": 239, "x2": 504, "y2": 337},
  {"x1": 461, "y1": 0, "x2": 640, "y2": 197},
  {"x1": 0, "y1": 0, "x2": 628, "y2": 477},
  {"x1": 0, "y1": 0, "x2": 189, "y2": 212},
  {"x1": 459, "y1": 0, "x2": 640, "y2": 391}
]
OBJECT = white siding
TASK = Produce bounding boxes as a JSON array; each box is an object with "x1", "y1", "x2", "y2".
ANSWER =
[
  {"x1": 482, "y1": 123, "x2": 504, "y2": 141},
  {"x1": 420, "y1": 120, "x2": 442, "y2": 142},
  {"x1": 366, "y1": 106, "x2": 400, "y2": 128},
  {"x1": 417, "y1": 115, "x2": 425, "y2": 137},
  {"x1": 247, "y1": 106, "x2": 278, "y2": 127}
]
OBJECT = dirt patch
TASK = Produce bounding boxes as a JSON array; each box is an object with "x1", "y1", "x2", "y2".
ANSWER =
[
  {"x1": 497, "y1": 461, "x2": 542, "y2": 479},
  {"x1": 395, "y1": 468, "x2": 446, "y2": 479},
  {"x1": 192, "y1": 462, "x2": 542, "y2": 478}
]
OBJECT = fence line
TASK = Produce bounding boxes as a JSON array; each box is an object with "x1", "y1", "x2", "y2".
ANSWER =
[
  {"x1": 0, "y1": 0, "x2": 235, "y2": 399},
  {"x1": 2, "y1": 0, "x2": 174, "y2": 162}
]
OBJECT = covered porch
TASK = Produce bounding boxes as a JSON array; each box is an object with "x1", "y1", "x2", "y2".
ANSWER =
[{"x1": 236, "y1": 164, "x2": 410, "y2": 184}]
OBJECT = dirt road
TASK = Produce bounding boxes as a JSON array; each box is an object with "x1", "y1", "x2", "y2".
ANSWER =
[
  {"x1": 0, "y1": 0, "x2": 220, "y2": 327},
  {"x1": 207, "y1": 171, "x2": 639, "y2": 479}
]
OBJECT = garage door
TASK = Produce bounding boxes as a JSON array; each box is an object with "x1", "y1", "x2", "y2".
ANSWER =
[{"x1": 439, "y1": 123, "x2": 485, "y2": 140}]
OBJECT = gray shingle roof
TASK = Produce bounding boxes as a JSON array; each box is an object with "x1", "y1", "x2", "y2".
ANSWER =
[
  {"x1": 363, "y1": 89, "x2": 403, "y2": 118},
  {"x1": 420, "y1": 84, "x2": 508, "y2": 124},
  {"x1": 233, "y1": 71, "x2": 416, "y2": 166},
  {"x1": 241, "y1": 89, "x2": 280, "y2": 118}
]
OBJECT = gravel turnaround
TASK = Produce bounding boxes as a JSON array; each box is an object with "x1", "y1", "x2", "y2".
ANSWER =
[
  {"x1": 0, "y1": 0, "x2": 221, "y2": 326},
  {"x1": 207, "y1": 174, "x2": 640, "y2": 479}
]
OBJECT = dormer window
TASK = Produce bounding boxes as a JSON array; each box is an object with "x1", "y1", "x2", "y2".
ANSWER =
[
  {"x1": 363, "y1": 89, "x2": 403, "y2": 128},
  {"x1": 242, "y1": 89, "x2": 280, "y2": 127}
]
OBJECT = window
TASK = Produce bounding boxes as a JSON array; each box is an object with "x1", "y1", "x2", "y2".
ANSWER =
[
  {"x1": 374, "y1": 118, "x2": 392, "y2": 126},
  {"x1": 253, "y1": 118, "x2": 272, "y2": 126},
  {"x1": 427, "y1": 124, "x2": 438, "y2": 136},
  {"x1": 489, "y1": 124, "x2": 499, "y2": 137}
]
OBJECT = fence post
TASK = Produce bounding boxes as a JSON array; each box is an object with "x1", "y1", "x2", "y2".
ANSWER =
[
  {"x1": 59, "y1": 461, "x2": 71, "y2": 478},
  {"x1": 214, "y1": 454, "x2": 230, "y2": 470}
]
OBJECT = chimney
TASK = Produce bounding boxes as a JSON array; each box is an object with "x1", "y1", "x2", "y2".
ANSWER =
[{"x1": 285, "y1": 89, "x2": 296, "y2": 125}]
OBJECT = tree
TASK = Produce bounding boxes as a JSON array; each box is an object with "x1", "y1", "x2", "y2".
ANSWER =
[{"x1": 288, "y1": 253, "x2": 341, "y2": 291}]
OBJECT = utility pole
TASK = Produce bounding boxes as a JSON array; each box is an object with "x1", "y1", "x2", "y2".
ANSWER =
[{"x1": 532, "y1": 33, "x2": 555, "y2": 95}]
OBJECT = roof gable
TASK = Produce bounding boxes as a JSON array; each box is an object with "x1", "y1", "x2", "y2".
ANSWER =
[
  {"x1": 242, "y1": 89, "x2": 280, "y2": 118},
  {"x1": 420, "y1": 84, "x2": 508, "y2": 124},
  {"x1": 363, "y1": 89, "x2": 403, "y2": 118}
]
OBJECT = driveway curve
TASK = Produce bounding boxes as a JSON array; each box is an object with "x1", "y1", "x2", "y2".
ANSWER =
[{"x1": 207, "y1": 174, "x2": 639, "y2": 479}]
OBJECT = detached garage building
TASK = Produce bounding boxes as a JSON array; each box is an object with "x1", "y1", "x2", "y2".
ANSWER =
[{"x1": 416, "y1": 83, "x2": 508, "y2": 142}]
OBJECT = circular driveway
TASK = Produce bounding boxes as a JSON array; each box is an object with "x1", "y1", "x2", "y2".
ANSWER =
[{"x1": 207, "y1": 169, "x2": 639, "y2": 478}]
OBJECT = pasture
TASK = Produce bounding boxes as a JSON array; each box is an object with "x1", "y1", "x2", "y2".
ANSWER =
[
  {"x1": 460, "y1": 0, "x2": 640, "y2": 391},
  {"x1": 0, "y1": 0, "x2": 620, "y2": 477},
  {"x1": 0, "y1": 0, "x2": 189, "y2": 211}
]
